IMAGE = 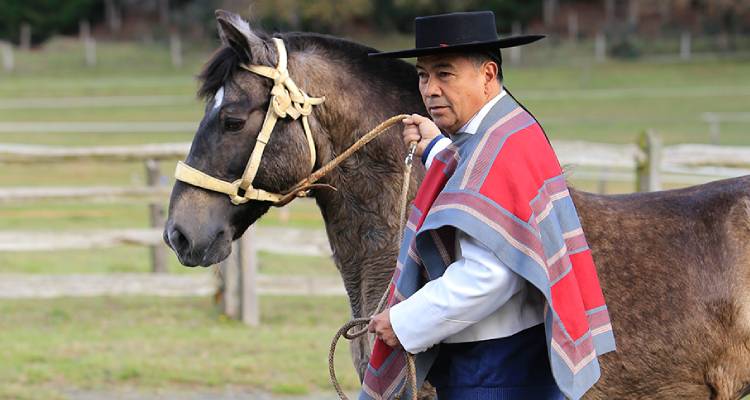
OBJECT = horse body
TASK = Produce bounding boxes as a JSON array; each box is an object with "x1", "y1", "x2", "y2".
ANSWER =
[
  {"x1": 574, "y1": 179, "x2": 750, "y2": 399},
  {"x1": 164, "y1": 11, "x2": 750, "y2": 399}
]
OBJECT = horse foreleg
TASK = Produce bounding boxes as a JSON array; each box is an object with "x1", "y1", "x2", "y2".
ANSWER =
[
  {"x1": 335, "y1": 265, "x2": 371, "y2": 381},
  {"x1": 350, "y1": 331, "x2": 373, "y2": 381}
]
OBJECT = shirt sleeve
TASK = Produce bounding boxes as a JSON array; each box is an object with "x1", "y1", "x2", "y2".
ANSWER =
[
  {"x1": 389, "y1": 230, "x2": 525, "y2": 354},
  {"x1": 423, "y1": 137, "x2": 452, "y2": 170}
]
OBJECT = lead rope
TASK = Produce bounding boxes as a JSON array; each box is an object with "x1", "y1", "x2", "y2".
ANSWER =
[{"x1": 329, "y1": 141, "x2": 419, "y2": 400}]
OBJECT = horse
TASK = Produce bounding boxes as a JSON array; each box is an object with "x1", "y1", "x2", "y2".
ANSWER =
[{"x1": 163, "y1": 11, "x2": 750, "y2": 400}]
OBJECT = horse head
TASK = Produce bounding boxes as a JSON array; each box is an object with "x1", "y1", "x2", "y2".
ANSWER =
[{"x1": 164, "y1": 11, "x2": 323, "y2": 267}]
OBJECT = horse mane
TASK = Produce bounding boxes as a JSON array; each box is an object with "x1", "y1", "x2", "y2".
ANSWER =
[{"x1": 197, "y1": 31, "x2": 418, "y2": 102}]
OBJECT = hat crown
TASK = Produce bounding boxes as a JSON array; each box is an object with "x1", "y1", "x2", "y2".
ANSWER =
[{"x1": 415, "y1": 11, "x2": 498, "y2": 49}]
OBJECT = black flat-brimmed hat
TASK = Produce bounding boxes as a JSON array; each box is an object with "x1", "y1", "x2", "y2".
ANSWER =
[{"x1": 369, "y1": 11, "x2": 544, "y2": 58}]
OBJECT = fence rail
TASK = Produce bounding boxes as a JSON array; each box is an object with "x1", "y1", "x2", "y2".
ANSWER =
[
  {"x1": 0, "y1": 142, "x2": 190, "y2": 163},
  {"x1": 0, "y1": 186, "x2": 171, "y2": 203},
  {"x1": 0, "y1": 227, "x2": 330, "y2": 254},
  {"x1": 0, "y1": 273, "x2": 344, "y2": 299}
]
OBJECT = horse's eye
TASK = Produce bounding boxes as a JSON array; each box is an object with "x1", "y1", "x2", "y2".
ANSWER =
[{"x1": 224, "y1": 117, "x2": 245, "y2": 132}]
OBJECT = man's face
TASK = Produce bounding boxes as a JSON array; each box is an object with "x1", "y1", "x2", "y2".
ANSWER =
[{"x1": 416, "y1": 53, "x2": 488, "y2": 134}]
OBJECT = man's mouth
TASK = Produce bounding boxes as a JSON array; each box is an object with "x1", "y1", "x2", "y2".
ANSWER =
[{"x1": 429, "y1": 106, "x2": 449, "y2": 113}]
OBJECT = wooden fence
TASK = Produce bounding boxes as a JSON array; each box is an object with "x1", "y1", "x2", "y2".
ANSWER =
[
  {"x1": 701, "y1": 112, "x2": 750, "y2": 145},
  {"x1": 0, "y1": 142, "x2": 189, "y2": 273},
  {"x1": 2, "y1": 133, "x2": 749, "y2": 324}
]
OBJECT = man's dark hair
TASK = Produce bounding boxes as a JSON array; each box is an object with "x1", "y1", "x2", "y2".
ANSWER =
[{"x1": 465, "y1": 50, "x2": 503, "y2": 83}]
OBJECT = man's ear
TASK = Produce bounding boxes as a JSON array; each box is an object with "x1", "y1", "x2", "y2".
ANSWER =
[
  {"x1": 215, "y1": 9, "x2": 276, "y2": 66},
  {"x1": 483, "y1": 60, "x2": 499, "y2": 85}
]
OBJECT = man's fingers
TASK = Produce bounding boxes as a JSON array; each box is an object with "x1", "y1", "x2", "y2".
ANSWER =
[
  {"x1": 411, "y1": 113, "x2": 430, "y2": 124},
  {"x1": 403, "y1": 132, "x2": 420, "y2": 141}
]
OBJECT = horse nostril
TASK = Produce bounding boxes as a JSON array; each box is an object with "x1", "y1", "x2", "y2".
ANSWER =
[{"x1": 169, "y1": 224, "x2": 192, "y2": 254}]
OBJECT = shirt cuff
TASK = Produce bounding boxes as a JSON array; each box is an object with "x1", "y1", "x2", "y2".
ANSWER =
[
  {"x1": 389, "y1": 281, "x2": 472, "y2": 354},
  {"x1": 421, "y1": 136, "x2": 451, "y2": 168}
]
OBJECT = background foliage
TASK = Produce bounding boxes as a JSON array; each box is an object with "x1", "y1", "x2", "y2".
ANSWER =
[{"x1": 0, "y1": 0, "x2": 101, "y2": 45}]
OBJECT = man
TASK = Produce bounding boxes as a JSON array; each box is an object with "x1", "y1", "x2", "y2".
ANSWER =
[{"x1": 360, "y1": 11, "x2": 616, "y2": 400}]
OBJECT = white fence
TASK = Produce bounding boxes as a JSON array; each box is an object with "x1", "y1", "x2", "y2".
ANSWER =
[
  {"x1": 701, "y1": 112, "x2": 750, "y2": 145},
  {"x1": 1, "y1": 134, "x2": 749, "y2": 324}
]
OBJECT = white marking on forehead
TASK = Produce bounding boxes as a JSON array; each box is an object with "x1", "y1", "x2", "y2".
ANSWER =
[{"x1": 213, "y1": 87, "x2": 224, "y2": 110}]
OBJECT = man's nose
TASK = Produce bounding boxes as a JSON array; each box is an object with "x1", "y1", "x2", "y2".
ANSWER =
[{"x1": 421, "y1": 77, "x2": 441, "y2": 97}]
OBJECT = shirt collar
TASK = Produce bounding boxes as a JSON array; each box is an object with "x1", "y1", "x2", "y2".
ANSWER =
[{"x1": 458, "y1": 89, "x2": 507, "y2": 135}]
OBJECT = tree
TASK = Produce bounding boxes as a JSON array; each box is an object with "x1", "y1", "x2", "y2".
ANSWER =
[{"x1": 0, "y1": 0, "x2": 101, "y2": 46}]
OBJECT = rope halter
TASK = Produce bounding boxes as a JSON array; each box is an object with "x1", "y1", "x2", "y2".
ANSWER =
[{"x1": 174, "y1": 37, "x2": 325, "y2": 205}]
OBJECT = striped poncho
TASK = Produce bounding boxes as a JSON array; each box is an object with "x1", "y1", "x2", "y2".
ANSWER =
[{"x1": 360, "y1": 94, "x2": 616, "y2": 400}]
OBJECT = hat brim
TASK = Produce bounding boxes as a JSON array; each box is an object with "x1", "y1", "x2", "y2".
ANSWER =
[{"x1": 368, "y1": 34, "x2": 545, "y2": 58}]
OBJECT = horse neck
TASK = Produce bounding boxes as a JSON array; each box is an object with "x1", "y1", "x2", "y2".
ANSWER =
[
  {"x1": 286, "y1": 42, "x2": 425, "y2": 315},
  {"x1": 287, "y1": 45, "x2": 424, "y2": 220}
]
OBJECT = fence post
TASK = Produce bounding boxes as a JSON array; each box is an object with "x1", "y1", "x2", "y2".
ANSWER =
[
  {"x1": 635, "y1": 130, "x2": 661, "y2": 192},
  {"x1": 543, "y1": 0, "x2": 559, "y2": 28},
  {"x1": 680, "y1": 31, "x2": 692, "y2": 61},
  {"x1": 239, "y1": 227, "x2": 259, "y2": 326},
  {"x1": 1, "y1": 41, "x2": 13, "y2": 72},
  {"x1": 221, "y1": 244, "x2": 241, "y2": 319},
  {"x1": 627, "y1": 0, "x2": 640, "y2": 29},
  {"x1": 170, "y1": 31, "x2": 183, "y2": 68},
  {"x1": 159, "y1": 0, "x2": 170, "y2": 26},
  {"x1": 596, "y1": 167, "x2": 609, "y2": 194},
  {"x1": 20, "y1": 23, "x2": 31, "y2": 51},
  {"x1": 703, "y1": 112, "x2": 721, "y2": 144},
  {"x1": 568, "y1": 12, "x2": 578, "y2": 44},
  {"x1": 79, "y1": 20, "x2": 96, "y2": 67},
  {"x1": 595, "y1": 32, "x2": 607, "y2": 63},
  {"x1": 104, "y1": 0, "x2": 122, "y2": 32},
  {"x1": 510, "y1": 22, "x2": 522, "y2": 65},
  {"x1": 145, "y1": 159, "x2": 168, "y2": 273},
  {"x1": 85, "y1": 37, "x2": 96, "y2": 67},
  {"x1": 218, "y1": 231, "x2": 258, "y2": 326},
  {"x1": 79, "y1": 20, "x2": 90, "y2": 43}
]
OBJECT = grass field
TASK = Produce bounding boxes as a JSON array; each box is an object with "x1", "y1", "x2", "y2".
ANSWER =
[
  {"x1": 0, "y1": 35, "x2": 748, "y2": 398},
  {"x1": 0, "y1": 296, "x2": 360, "y2": 400}
]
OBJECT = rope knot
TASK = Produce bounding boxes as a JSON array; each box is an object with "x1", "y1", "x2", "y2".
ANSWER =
[
  {"x1": 295, "y1": 95, "x2": 314, "y2": 116},
  {"x1": 275, "y1": 70, "x2": 289, "y2": 85},
  {"x1": 272, "y1": 92, "x2": 292, "y2": 117}
]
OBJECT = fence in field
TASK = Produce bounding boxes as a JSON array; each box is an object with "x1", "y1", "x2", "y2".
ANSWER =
[
  {"x1": 701, "y1": 112, "x2": 750, "y2": 145},
  {"x1": 1, "y1": 133, "x2": 749, "y2": 324}
]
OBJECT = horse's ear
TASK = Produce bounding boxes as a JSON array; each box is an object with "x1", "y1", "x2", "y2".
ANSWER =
[{"x1": 215, "y1": 9, "x2": 275, "y2": 66}]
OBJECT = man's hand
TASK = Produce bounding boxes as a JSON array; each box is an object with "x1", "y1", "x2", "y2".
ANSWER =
[
  {"x1": 402, "y1": 114, "x2": 442, "y2": 159},
  {"x1": 368, "y1": 309, "x2": 401, "y2": 348}
]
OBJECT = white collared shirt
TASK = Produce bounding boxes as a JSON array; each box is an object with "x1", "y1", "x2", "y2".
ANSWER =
[
  {"x1": 423, "y1": 90, "x2": 506, "y2": 168},
  {"x1": 390, "y1": 89, "x2": 544, "y2": 354}
]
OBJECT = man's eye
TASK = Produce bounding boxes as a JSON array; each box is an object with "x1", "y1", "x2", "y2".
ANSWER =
[
  {"x1": 224, "y1": 117, "x2": 245, "y2": 132},
  {"x1": 439, "y1": 72, "x2": 452, "y2": 78}
]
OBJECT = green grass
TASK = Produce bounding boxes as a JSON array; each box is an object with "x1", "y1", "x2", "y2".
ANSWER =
[{"x1": 0, "y1": 296, "x2": 359, "y2": 400}]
